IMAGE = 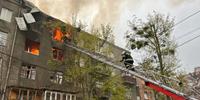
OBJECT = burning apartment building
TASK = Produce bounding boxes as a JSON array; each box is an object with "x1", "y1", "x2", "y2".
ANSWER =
[{"x1": 0, "y1": 0, "x2": 154, "y2": 100}]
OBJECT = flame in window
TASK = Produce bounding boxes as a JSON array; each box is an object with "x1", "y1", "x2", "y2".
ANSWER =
[
  {"x1": 31, "y1": 46, "x2": 39, "y2": 55},
  {"x1": 25, "y1": 39, "x2": 40, "y2": 55},
  {"x1": 53, "y1": 27, "x2": 63, "y2": 41}
]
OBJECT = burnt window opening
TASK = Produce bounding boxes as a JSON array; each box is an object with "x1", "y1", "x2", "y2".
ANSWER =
[
  {"x1": 53, "y1": 27, "x2": 63, "y2": 42},
  {"x1": 21, "y1": 64, "x2": 36, "y2": 80},
  {"x1": 31, "y1": 12, "x2": 42, "y2": 22},
  {"x1": 50, "y1": 72, "x2": 63, "y2": 84},
  {"x1": 8, "y1": 89, "x2": 39, "y2": 100},
  {"x1": 52, "y1": 47, "x2": 63, "y2": 61},
  {"x1": 25, "y1": 39, "x2": 40, "y2": 55}
]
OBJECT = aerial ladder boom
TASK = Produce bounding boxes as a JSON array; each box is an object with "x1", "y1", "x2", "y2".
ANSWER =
[{"x1": 64, "y1": 42, "x2": 197, "y2": 100}]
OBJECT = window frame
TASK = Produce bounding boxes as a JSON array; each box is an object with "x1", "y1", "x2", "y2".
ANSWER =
[
  {"x1": 0, "y1": 31, "x2": 8, "y2": 46},
  {"x1": 0, "y1": 8, "x2": 13, "y2": 22},
  {"x1": 25, "y1": 39, "x2": 40, "y2": 56},
  {"x1": 144, "y1": 91, "x2": 149, "y2": 100},
  {"x1": 20, "y1": 64, "x2": 36, "y2": 80},
  {"x1": 52, "y1": 47, "x2": 64, "y2": 61},
  {"x1": 50, "y1": 71, "x2": 63, "y2": 84},
  {"x1": 44, "y1": 91, "x2": 76, "y2": 100}
]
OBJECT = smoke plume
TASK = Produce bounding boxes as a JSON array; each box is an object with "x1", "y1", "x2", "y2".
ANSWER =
[
  {"x1": 28, "y1": 0, "x2": 126, "y2": 26},
  {"x1": 167, "y1": 0, "x2": 189, "y2": 7}
]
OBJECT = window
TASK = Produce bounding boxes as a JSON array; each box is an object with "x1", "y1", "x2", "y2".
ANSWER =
[
  {"x1": 144, "y1": 91, "x2": 149, "y2": 100},
  {"x1": 50, "y1": 72, "x2": 63, "y2": 84},
  {"x1": 0, "y1": 58, "x2": 2, "y2": 73},
  {"x1": 19, "y1": 90, "x2": 35, "y2": 100},
  {"x1": 21, "y1": 64, "x2": 36, "y2": 80},
  {"x1": 23, "y1": 13, "x2": 36, "y2": 24},
  {"x1": 53, "y1": 27, "x2": 63, "y2": 41},
  {"x1": 52, "y1": 47, "x2": 63, "y2": 61},
  {"x1": 15, "y1": 17, "x2": 28, "y2": 31},
  {"x1": 44, "y1": 91, "x2": 76, "y2": 100},
  {"x1": 62, "y1": 94, "x2": 66, "y2": 100},
  {"x1": 25, "y1": 39, "x2": 40, "y2": 55},
  {"x1": 0, "y1": 31, "x2": 8, "y2": 46},
  {"x1": 137, "y1": 96, "x2": 140, "y2": 100},
  {"x1": 126, "y1": 88, "x2": 132, "y2": 100},
  {"x1": 67, "y1": 95, "x2": 71, "y2": 100},
  {"x1": 79, "y1": 58, "x2": 85, "y2": 67},
  {"x1": 0, "y1": 8, "x2": 13, "y2": 22}
]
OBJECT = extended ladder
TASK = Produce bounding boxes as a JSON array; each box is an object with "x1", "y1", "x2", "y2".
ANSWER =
[{"x1": 64, "y1": 42, "x2": 197, "y2": 100}]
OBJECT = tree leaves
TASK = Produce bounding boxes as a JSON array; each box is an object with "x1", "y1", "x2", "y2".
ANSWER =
[
  {"x1": 130, "y1": 40, "x2": 149, "y2": 50},
  {"x1": 136, "y1": 30, "x2": 144, "y2": 35},
  {"x1": 126, "y1": 12, "x2": 181, "y2": 99}
]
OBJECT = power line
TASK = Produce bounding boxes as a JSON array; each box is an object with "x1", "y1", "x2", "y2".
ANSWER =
[
  {"x1": 174, "y1": 9, "x2": 200, "y2": 26},
  {"x1": 156, "y1": 9, "x2": 200, "y2": 48},
  {"x1": 176, "y1": 26, "x2": 200, "y2": 40},
  {"x1": 177, "y1": 32, "x2": 200, "y2": 47},
  {"x1": 154, "y1": 9, "x2": 200, "y2": 40}
]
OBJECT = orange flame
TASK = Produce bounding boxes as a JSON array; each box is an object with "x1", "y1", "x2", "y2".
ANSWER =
[
  {"x1": 53, "y1": 27, "x2": 63, "y2": 41},
  {"x1": 30, "y1": 41, "x2": 40, "y2": 55},
  {"x1": 25, "y1": 39, "x2": 40, "y2": 55},
  {"x1": 31, "y1": 47, "x2": 39, "y2": 55}
]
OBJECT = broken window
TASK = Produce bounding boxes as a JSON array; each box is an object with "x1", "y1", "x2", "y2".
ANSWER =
[
  {"x1": 0, "y1": 31, "x2": 8, "y2": 46},
  {"x1": 15, "y1": 17, "x2": 28, "y2": 31},
  {"x1": 23, "y1": 13, "x2": 36, "y2": 24},
  {"x1": 25, "y1": 39, "x2": 40, "y2": 55},
  {"x1": 50, "y1": 72, "x2": 63, "y2": 84},
  {"x1": 21, "y1": 64, "x2": 36, "y2": 80},
  {"x1": 52, "y1": 47, "x2": 63, "y2": 61},
  {"x1": 0, "y1": 8, "x2": 13, "y2": 22},
  {"x1": 53, "y1": 27, "x2": 63, "y2": 42}
]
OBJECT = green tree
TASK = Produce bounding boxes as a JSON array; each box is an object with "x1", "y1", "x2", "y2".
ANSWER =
[
  {"x1": 126, "y1": 12, "x2": 180, "y2": 100},
  {"x1": 65, "y1": 24, "x2": 126, "y2": 100}
]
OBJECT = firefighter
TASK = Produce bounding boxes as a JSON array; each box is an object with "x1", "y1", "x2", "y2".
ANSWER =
[{"x1": 120, "y1": 51, "x2": 134, "y2": 71}]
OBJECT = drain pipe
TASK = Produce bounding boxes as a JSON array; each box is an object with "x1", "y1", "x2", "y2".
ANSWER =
[{"x1": 1, "y1": 7, "x2": 21, "y2": 100}]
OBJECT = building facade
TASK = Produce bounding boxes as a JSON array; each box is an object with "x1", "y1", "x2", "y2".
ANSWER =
[
  {"x1": 0, "y1": 0, "x2": 142, "y2": 100},
  {"x1": 187, "y1": 67, "x2": 200, "y2": 99}
]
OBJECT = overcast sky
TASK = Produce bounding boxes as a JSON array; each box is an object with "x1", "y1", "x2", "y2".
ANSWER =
[{"x1": 28, "y1": 0, "x2": 200, "y2": 73}]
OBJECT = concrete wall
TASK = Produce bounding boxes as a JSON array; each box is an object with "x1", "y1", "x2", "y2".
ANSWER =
[{"x1": 0, "y1": 0, "x2": 23, "y2": 90}]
